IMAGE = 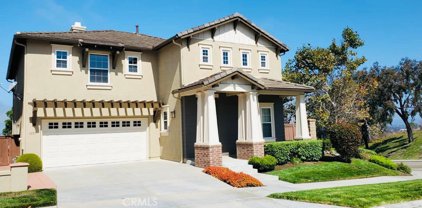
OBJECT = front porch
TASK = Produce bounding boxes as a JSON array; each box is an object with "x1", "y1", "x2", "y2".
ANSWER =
[{"x1": 174, "y1": 69, "x2": 315, "y2": 168}]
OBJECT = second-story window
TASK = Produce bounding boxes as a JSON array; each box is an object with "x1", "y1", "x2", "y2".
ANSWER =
[
  {"x1": 221, "y1": 48, "x2": 231, "y2": 66},
  {"x1": 128, "y1": 57, "x2": 138, "y2": 73},
  {"x1": 51, "y1": 44, "x2": 72, "y2": 74},
  {"x1": 200, "y1": 47, "x2": 212, "y2": 64},
  {"x1": 259, "y1": 53, "x2": 268, "y2": 68},
  {"x1": 241, "y1": 51, "x2": 251, "y2": 68},
  {"x1": 56, "y1": 51, "x2": 68, "y2": 68},
  {"x1": 89, "y1": 54, "x2": 109, "y2": 84},
  {"x1": 124, "y1": 52, "x2": 143, "y2": 78}
]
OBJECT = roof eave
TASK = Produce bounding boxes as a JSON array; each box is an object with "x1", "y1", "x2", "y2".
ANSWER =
[{"x1": 6, "y1": 36, "x2": 20, "y2": 80}]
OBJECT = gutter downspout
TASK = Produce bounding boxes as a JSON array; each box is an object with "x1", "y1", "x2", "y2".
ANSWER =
[
  {"x1": 171, "y1": 39, "x2": 185, "y2": 162},
  {"x1": 13, "y1": 39, "x2": 27, "y2": 154}
]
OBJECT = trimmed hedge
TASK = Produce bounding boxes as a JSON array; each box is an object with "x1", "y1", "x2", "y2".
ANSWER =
[
  {"x1": 264, "y1": 140, "x2": 323, "y2": 164},
  {"x1": 369, "y1": 155, "x2": 398, "y2": 170},
  {"x1": 397, "y1": 163, "x2": 412, "y2": 174},
  {"x1": 203, "y1": 166, "x2": 263, "y2": 188},
  {"x1": 248, "y1": 155, "x2": 277, "y2": 172},
  {"x1": 328, "y1": 123, "x2": 362, "y2": 162},
  {"x1": 358, "y1": 148, "x2": 378, "y2": 160},
  {"x1": 16, "y1": 153, "x2": 43, "y2": 173}
]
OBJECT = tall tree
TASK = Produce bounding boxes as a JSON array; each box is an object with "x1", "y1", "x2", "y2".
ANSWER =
[
  {"x1": 366, "y1": 58, "x2": 422, "y2": 143},
  {"x1": 2, "y1": 109, "x2": 12, "y2": 136},
  {"x1": 283, "y1": 27, "x2": 367, "y2": 130}
]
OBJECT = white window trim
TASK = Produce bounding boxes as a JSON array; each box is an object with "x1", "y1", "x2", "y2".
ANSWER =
[
  {"x1": 240, "y1": 49, "x2": 252, "y2": 71},
  {"x1": 124, "y1": 51, "x2": 143, "y2": 79},
  {"x1": 86, "y1": 52, "x2": 112, "y2": 90},
  {"x1": 199, "y1": 45, "x2": 213, "y2": 69},
  {"x1": 51, "y1": 44, "x2": 73, "y2": 75},
  {"x1": 259, "y1": 103, "x2": 275, "y2": 140},
  {"x1": 160, "y1": 105, "x2": 170, "y2": 135},
  {"x1": 220, "y1": 47, "x2": 232, "y2": 70},
  {"x1": 258, "y1": 51, "x2": 270, "y2": 73}
]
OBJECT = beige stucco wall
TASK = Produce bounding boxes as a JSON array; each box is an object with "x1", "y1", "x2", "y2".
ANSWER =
[
  {"x1": 180, "y1": 22, "x2": 283, "y2": 86},
  {"x1": 19, "y1": 39, "x2": 161, "y2": 158},
  {"x1": 157, "y1": 43, "x2": 183, "y2": 162}
]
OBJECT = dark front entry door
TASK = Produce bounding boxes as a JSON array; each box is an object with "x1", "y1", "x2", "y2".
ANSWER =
[{"x1": 215, "y1": 93, "x2": 238, "y2": 156}]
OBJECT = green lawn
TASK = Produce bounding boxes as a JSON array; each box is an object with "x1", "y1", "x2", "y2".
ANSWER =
[
  {"x1": 269, "y1": 179, "x2": 422, "y2": 208},
  {"x1": 267, "y1": 159, "x2": 401, "y2": 183},
  {"x1": 0, "y1": 189, "x2": 56, "y2": 208},
  {"x1": 369, "y1": 130, "x2": 422, "y2": 159}
]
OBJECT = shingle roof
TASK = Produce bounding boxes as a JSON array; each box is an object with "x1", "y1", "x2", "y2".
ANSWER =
[
  {"x1": 15, "y1": 30, "x2": 165, "y2": 50},
  {"x1": 172, "y1": 68, "x2": 314, "y2": 94},
  {"x1": 156, "y1": 13, "x2": 289, "y2": 52}
]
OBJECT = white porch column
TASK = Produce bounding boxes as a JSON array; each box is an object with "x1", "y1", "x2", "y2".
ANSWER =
[
  {"x1": 196, "y1": 92, "x2": 204, "y2": 143},
  {"x1": 295, "y1": 95, "x2": 311, "y2": 139},
  {"x1": 237, "y1": 93, "x2": 246, "y2": 142},
  {"x1": 203, "y1": 90, "x2": 220, "y2": 145},
  {"x1": 245, "y1": 91, "x2": 264, "y2": 142},
  {"x1": 194, "y1": 90, "x2": 222, "y2": 167}
]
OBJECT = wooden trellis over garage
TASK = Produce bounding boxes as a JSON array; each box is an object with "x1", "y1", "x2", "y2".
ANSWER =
[{"x1": 29, "y1": 99, "x2": 162, "y2": 126}]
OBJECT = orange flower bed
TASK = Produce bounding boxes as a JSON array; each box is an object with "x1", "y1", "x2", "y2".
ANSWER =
[{"x1": 203, "y1": 166, "x2": 263, "y2": 188}]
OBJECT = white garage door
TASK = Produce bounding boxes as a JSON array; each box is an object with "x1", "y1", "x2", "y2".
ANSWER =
[{"x1": 42, "y1": 118, "x2": 148, "y2": 168}]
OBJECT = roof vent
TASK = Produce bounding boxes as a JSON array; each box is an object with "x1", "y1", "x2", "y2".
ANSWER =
[{"x1": 70, "y1": 22, "x2": 86, "y2": 32}]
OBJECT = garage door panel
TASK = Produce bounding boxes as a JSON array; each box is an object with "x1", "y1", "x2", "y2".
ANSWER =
[{"x1": 42, "y1": 119, "x2": 148, "y2": 168}]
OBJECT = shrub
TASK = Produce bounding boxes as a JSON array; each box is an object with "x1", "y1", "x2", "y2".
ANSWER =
[
  {"x1": 203, "y1": 166, "x2": 263, "y2": 188},
  {"x1": 369, "y1": 155, "x2": 398, "y2": 170},
  {"x1": 397, "y1": 163, "x2": 412, "y2": 174},
  {"x1": 248, "y1": 155, "x2": 277, "y2": 172},
  {"x1": 358, "y1": 148, "x2": 378, "y2": 160},
  {"x1": 290, "y1": 157, "x2": 302, "y2": 165},
  {"x1": 16, "y1": 153, "x2": 43, "y2": 173},
  {"x1": 322, "y1": 138, "x2": 332, "y2": 152},
  {"x1": 264, "y1": 140, "x2": 323, "y2": 164},
  {"x1": 328, "y1": 123, "x2": 362, "y2": 162}
]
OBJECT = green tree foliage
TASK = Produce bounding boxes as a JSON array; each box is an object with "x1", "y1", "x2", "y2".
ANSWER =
[
  {"x1": 364, "y1": 59, "x2": 422, "y2": 143},
  {"x1": 2, "y1": 109, "x2": 12, "y2": 136},
  {"x1": 283, "y1": 27, "x2": 367, "y2": 129}
]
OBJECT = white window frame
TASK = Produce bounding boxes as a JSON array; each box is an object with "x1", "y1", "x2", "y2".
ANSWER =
[
  {"x1": 240, "y1": 49, "x2": 251, "y2": 70},
  {"x1": 258, "y1": 51, "x2": 270, "y2": 73},
  {"x1": 161, "y1": 105, "x2": 170, "y2": 135},
  {"x1": 259, "y1": 103, "x2": 275, "y2": 140},
  {"x1": 124, "y1": 51, "x2": 143, "y2": 79},
  {"x1": 220, "y1": 47, "x2": 232, "y2": 69},
  {"x1": 199, "y1": 44, "x2": 213, "y2": 69},
  {"x1": 51, "y1": 44, "x2": 73, "y2": 75},
  {"x1": 86, "y1": 52, "x2": 112, "y2": 90}
]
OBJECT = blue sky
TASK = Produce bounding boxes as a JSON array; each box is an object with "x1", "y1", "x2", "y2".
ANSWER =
[{"x1": 0, "y1": 0, "x2": 421, "y2": 131}]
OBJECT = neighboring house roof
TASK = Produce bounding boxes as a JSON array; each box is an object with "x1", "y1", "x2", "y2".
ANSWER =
[
  {"x1": 155, "y1": 12, "x2": 289, "y2": 52},
  {"x1": 14, "y1": 30, "x2": 165, "y2": 50},
  {"x1": 172, "y1": 68, "x2": 314, "y2": 94}
]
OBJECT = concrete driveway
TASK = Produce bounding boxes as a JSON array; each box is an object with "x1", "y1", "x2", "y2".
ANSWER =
[{"x1": 45, "y1": 160, "x2": 333, "y2": 208}]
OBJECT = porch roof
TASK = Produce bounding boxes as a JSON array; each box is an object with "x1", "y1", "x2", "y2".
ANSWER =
[{"x1": 172, "y1": 68, "x2": 315, "y2": 94}]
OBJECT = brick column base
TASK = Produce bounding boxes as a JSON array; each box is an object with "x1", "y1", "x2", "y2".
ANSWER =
[
  {"x1": 194, "y1": 144, "x2": 222, "y2": 168},
  {"x1": 236, "y1": 141, "x2": 264, "y2": 160}
]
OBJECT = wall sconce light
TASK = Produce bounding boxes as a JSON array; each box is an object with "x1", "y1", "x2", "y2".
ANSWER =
[{"x1": 171, "y1": 110, "x2": 176, "y2": 118}]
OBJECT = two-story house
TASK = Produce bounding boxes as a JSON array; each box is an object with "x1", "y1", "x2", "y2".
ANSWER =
[{"x1": 6, "y1": 13, "x2": 314, "y2": 168}]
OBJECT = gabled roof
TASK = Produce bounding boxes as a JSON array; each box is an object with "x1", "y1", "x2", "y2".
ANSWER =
[
  {"x1": 172, "y1": 68, "x2": 314, "y2": 94},
  {"x1": 14, "y1": 30, "x2": 165, "y2": 50},
  {"x1": 155, "y1": 13, "x2": 289, "y2": 52},
  {"x1": 7, "y1": 30, "x2": 165, "y2": 79}
]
